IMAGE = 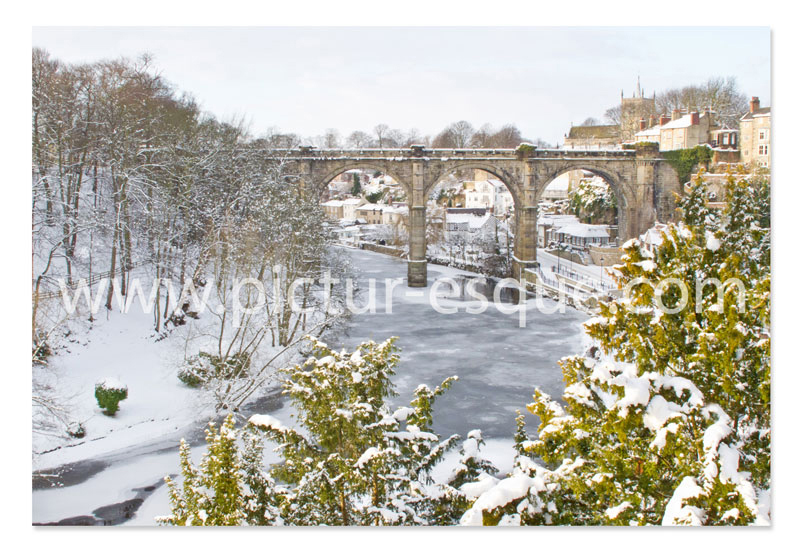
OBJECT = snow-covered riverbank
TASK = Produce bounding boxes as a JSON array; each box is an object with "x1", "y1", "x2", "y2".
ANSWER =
[{"x1": 33, "y1": 247, "x2": 589, "y2": 525}]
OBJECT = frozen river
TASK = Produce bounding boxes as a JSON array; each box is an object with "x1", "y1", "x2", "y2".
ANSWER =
[
  {"x1": 32, "y1": 247, "x2": 588, "y2": 525},
  {"x1": 335, "y1": 247, "x2": 588, "y2": 438}
]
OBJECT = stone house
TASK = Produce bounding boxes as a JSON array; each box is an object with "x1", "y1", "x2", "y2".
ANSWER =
[
  {"x1": 381, "y1": 205, "x2": 407, "y2": 227},
  {"x1": 563, "y1": 124, "x2": 620, "y2": 150},
  {"x1": 342, "y1": 197, "x2": 366, "y2": 220},
  {"x1": 444, "y1": 210, "x2": 500, "y2": 245},
  {"x1": 739, "y1": 96, "x2": 771, "y2": 168},
  {"x1": 463, "y1": 170, "x2": 515, "y2": 216},
  {"x1": 355, "y1": 204, "x2": 385, "y2": 225},
  {"x1": 321, "y1": 199, "x2": 344, "y2": 220},
  {"x1": 639, "y1": 222, "x2": 669, "y2": 255},
  {"x1": 634, "y1": 109, "x2": 724, "y2": 152},
  {"x1": 658, "y1": 110, "x2": 714, "y2": 151},
  {"x1": 553, "y1": 223, "x2": 613, "y2": 249},
  {"x1": 633, "y1": 110, "x2": 712, "y2": 151},
  {"x1": 538, "y1": 214, "x2": 580, "y2": 247}
]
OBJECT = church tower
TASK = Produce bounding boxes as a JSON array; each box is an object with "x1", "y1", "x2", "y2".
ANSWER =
[{"x1": 620, "y1": 77, "x2": 657, "y2": 142}]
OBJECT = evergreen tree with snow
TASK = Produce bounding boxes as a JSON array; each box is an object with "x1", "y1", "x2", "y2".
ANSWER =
[
  {"x1": 161, "y1": 414, "x2": 246, "y2": 526},
  {"x1": 461, "y1": 170, "x2": 770, "y2": 525},
  {"x1": 351, "y1": 172, "x2": 362, "y2": 196},
  {"x1": 588, "y1": 170, "x2": 770, "y2": 487},
  {"x1": 247, "y1": 336, "x2": 470, "y2": 525},
  {"x1": 461, "y1": 357, "x2": 761, "y2": 526}
]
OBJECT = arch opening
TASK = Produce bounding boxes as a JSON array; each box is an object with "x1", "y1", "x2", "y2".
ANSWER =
[
  {"x1": 424, "y1": 166, "x2": 519, "y2": 277},
  {"x1": 538, "y1": 167, "x2": 625, "y2": 279},
  {"x1": 318, "y1": 166, "x2": 410, "y2": 252}
]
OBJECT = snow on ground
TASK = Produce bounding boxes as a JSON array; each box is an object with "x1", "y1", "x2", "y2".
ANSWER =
[
  {"x1": 537, "y1": 249, "x2": 617, "y2": 289},
  {"x1": 33, "y1": 308, "x2": 212, "y2": 469}
]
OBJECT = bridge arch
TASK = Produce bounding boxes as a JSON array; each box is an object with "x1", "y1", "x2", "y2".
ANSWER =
[
  {"x1": 423, "y1": 161, "x2": 523, "y2": 210},
  {"x1": 315, "y1": 162, "x2": 412, "y2": 200},
  {"x1": 538, "y1": 162, "x2": 638, "y2": 241}
]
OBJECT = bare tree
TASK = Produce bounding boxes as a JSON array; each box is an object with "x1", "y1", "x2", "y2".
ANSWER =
[
  {"x1": 373, "y1": 123, "x2": 390, "y2": 148},
  {"x1": 603, "y1": 105, "x2": 622, "y2": 125},
  {"x1": 432, "y1": 120, "x2": 475, "y2": 148},
  {"x1": 403, "y1": 128, "x2": 424, "y2": 147},
  {"x1": 323, "y1": 128, "x2": 341, "y2": 148},
  {"x1": 657, "y1": 76, "x2": 748, "y2": 127},
  {"x1": 490, "y1": 124, "x2": 524, "y2": 148},
  {"x1": 347, "y1": 130, "x2": 373, "y2": 148}
]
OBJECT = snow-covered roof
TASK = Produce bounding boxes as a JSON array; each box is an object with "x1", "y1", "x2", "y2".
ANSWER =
[
  {"x1": 556, "y1": 223, "x2": 610, "y2": 239},
  {"x1": 446, "y1": 212, "x2": 495, "y2": 229},
  {"x1": 660, "y1": 114, "x2": 700, "y2": 130},
  {"x1": 333, "y1": 225, "x2": 361, "y2": 234},
  {"x1": 538, "y1": 214, "x2": 579, "y2": 227},
  {"x1": 355, "y1": 203, "x2": 383, "y2": 212},
  {"x1": 322, "y1": 200, "x2": 344, "y2": 207},
  {"x1": 741, "y1": 107, "x2": 771, "y2": 121},
  {"x1": 640, "y1": 223, "x2": 669, "y2": 246},
  {"x1": 567, "y1": 124, "x2": 620, "y2": 139},
  {"x1": 635, "y1": 125, "x2": 661, "y2": 138},
  {"x1": 343, "y1": 198, "x2": 365, "y2": 205}
]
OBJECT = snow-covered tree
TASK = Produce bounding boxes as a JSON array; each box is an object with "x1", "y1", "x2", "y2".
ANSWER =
[
  {"x1": 461, "y1": 170, "x2": 770, "y2": 525},
  {"x1": 461, "y1": 356, "x2": 761, "y2": 526},
  {"x1": 161, "y1": 415, "x2": 247, "y2": 526},
  {"x1": 568, "y1": 178, "x2": 616, "y2": 224},
  {"x1": 247, "y1": 337, "x2": 465, "y2": 525},
  {"x1": 588, "y1": 171, "x2": 770, "y2": 487}
]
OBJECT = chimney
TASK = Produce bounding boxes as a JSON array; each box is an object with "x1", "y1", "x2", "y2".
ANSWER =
[
  {"x1": 690, "y1": 111, "x2": 699, "y2": 125},
  {"x1": 639, "y1": 118, "x2": 647, "y2": 131},
  {"x1": 648, "y1": 115, "x2": 656, "y2": 128},
  {"x1": 659, "y1": 114, "x2": 670, "y2": 126},
  {"x1": 750, "y1": 96, "x2": 760, "y2": 114},
  {"x1": 671, "y1": 109, "x2": 681, "y2": 121}
]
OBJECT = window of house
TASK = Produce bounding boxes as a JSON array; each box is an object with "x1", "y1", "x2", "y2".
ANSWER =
[{"x1": 759, "y1": 130, "x2": 767, "y2": 141}]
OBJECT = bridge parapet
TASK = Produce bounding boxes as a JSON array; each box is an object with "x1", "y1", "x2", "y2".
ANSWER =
[{"x1": 262, "y1": 146, "x2": 641, "y2": 162}]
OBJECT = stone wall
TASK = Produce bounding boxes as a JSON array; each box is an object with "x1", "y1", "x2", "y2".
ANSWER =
[{"x1": 589, "y1": 246, "x2": 623, "y2": 267}]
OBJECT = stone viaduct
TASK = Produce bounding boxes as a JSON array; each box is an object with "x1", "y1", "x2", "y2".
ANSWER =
[{"x1": 267, "y1": 144, "x2": 681, "y2": 287}]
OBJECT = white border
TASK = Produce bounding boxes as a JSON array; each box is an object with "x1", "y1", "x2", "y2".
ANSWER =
[{"x1": 6, "y1": 1, "x2": 800, "y2": 551}]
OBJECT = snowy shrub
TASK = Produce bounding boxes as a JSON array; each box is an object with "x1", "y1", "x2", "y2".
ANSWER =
[
  {"x1": 160, "y1": 415, "x2": 258, "y2": 526},
  {"x1": 178, "y1": 352, "x2": 251, "y2": 388},
  {"x1": 568, "y1": 178, "x2": 616, "y2": 223},
  {"x1": 177, "y1": 367, "x2": 203, "y2": 388},
  {"x1": 94, "y1": 378, "x2": 128, "y2": 416},
  {"x1": 66, "y1": 421, "x2": 85, "y2": 439}
]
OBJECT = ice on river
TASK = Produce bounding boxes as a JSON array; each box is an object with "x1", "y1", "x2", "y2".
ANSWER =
[{"x1": 334, "y1": 247, "x2": 588, "y2": 438}]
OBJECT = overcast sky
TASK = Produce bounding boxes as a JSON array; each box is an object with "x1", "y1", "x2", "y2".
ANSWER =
[{"x1": 32, "y1": 27, "x2": 771, "y2": 145}]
